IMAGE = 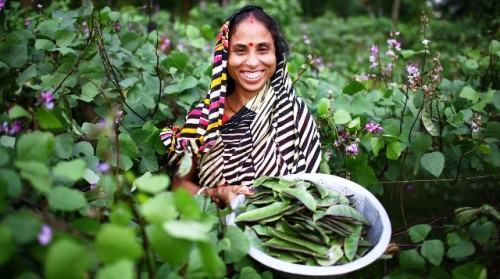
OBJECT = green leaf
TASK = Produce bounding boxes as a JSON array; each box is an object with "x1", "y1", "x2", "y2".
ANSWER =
[
  {"x1": 464, "y1": 59, "x2": 479, "y2": 71},
  {"x1": 1, "y1": 209, "x2": 41, "y2": 244},
  {"x1": 118, "y1": 133, "x2": 138, "y2": 157},
  {"x1": 45, "y1": 239, "x2": 90, "y2": 279},
  {"x1": 36, "y1": 108, "x2": 64, "y2": 130},
  {"x1": 317, "y1": 98, "x2": 330, "y2": 117},
  {"x1": 186, "y1": 25, "x2": 201, "y2": 39},
  {"x1": 420, "y1": 152, "x2": 445, "y2": 177},
  {"x1": 0, "y1": 226, "x2": 15, "y2": 265},
  {"x1": 0, "y1": 169, "x2": 22, "y2": 197},
  {"x1": 333, "y1": 109, "x2": 351, "y2": 125},
  {"x1": 52, "y1": 159, "x2": 86, "y2": 182},
  {"x1": 452, "y1": 263, "x2": 487, "y2": 279},
  {"x1": 239, "y1": 266, "x2": 263, "y2": 279},
  {"x1": 459, "y1": 86, "x2": 479, "y2": 102},
  {"x1": 400, "y1": 49, "x2": 416, "y2": 59},
  {"x1": 447, "y1": 239, "x2": 475, "y2": 259},
  {"x1": 162, "y1": 51, "x2": 189, "y2": 70},
  {"x1": 411, "y1": 133, "x2": 432, "y2": 153},
  {"x1": 492, "y1": 91, "x2": 500, "y2": 109},
  {"x1": 223, "y1": 226, "x2": 250, "y2": 264},
  {"x1": 54, "y1": 133, "x2": 74, "y2": 160},
  {"x1": 48, "y1": 187, "x2": 87, "y2": 211},
  {"x1": 120, "y1": 32, "x2": 142, "y2": 52},
  {"x1": 421, "y1": 240, "x2": 444, "y2": 266},
  {"x1": 0, "y1": 32, "x2": 28, "y2": 68},
  {"x1": 8, "y1": 105, "x2": 32, "y2": 120},
  {"x1": 342, "y1": 80, "x2": 364, "y2": 95},
  {"x1": 477, "y1": 144, "x2": 491, "y2": 155},
  {"x1": 409, "y1": 224, "x2": 432, "y2": 243},
  {"x1": 146, "y1": 224, "x2": 192, "y2": 265},
  {"x1": 80, "y1": 82, "x2": 100, "y2": 102},
  {"x1": 55, "y1": 29, "x2": 77, "y2": 47},
  {"x1": 16, "y1": 64, "x2": 37, "y2": 85},
  {"x1": 134, "y1": 172, "x2": 170, "y2": 194},
  {"x1": 96, "y1": 260, "x2": 134, "y2": 279},
  {"x1": 469, "y1": 221, "x2": 496, "y2": 245},
  {"x1": 191, "y1": 37, "x2": 206, "y2": 49},
  {"x1": 15, "y1": 161, "x2": 52, "y2": 193},
  {"x1": 37, "y1": 20, "x2": 58, "y2": 39},
  {"x1": 371, "y1": 137, "x2": 385, "y2": 157},
  {"x1": 421, "y1": 110, "x2": 439, "y2": 136},
  {"x1": 163, "y1": 220, "x2": 212, "y2": 242},
  {"x1": 399, "y1": 249, "x2": 425, "y2": 270},
  {"x1": 16, "y1": 131, "x2": 55, "y2": 162},
  {"x1": 95, "y1": 224, "x2": 143, "y2": 263},
  {"x1": 178, "y1": 76, "x2": 199, "y2": 92},
  {"x1": 141, "y1": 192, "x2": 178, "y2": 224},
  {"x1": 35, "y1": 39, "x2": 57, "y2": 51},
  {"x1": 386, "y1": 141, "x2": 402, "y2": 160}
]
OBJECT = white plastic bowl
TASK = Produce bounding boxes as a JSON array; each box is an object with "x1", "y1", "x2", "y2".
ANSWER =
[{"x1": 227, "y1": 173, "x2": 392, "y2": 278}]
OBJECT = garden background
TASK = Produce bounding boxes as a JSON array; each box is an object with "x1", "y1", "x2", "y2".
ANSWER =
[{"x1": 0, "y1": 0, "x2": 498, "y2": 278}]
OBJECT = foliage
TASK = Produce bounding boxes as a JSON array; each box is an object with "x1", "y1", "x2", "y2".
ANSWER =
[{"x1": 0, "y1": 1, "x2": 498, "y2": 279}]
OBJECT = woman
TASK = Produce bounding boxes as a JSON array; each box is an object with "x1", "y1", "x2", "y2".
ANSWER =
[{"x1": 160, "y1": 5, "x2": 321, "y2": 207}]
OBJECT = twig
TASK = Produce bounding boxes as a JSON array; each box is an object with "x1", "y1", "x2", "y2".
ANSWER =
[{"x1": 378, "y1": 174, "x2": 492, "y2": 184}]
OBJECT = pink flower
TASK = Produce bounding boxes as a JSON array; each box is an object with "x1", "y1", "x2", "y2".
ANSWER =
[
  {"x1": 370, "y1": 45, "x2": 378, "y2": 56},
  {"x1": 364, "y1": 122, "x2": 383, "y2": 135},
  {"x1": 345, "y1": 143, "x2": 359, "y2": 157},
  {"x1": 38, "y1": 224, "x2": 52, "y2": 246},
  {"x1": 25, "y1": 20, "x2": 31, "y2": 27},
  {"x1": 160, "y1": 35, "x2": 171, "y2": 53},
  {"x1": 0, "y1": 0, "x2": 5, "y2": 10},
  {"x1": 40, "y1": 91, "x2": 54, "y2": 110}
]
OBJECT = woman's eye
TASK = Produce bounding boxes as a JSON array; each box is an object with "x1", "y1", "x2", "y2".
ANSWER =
[
  {"x1": 234, "y1": 49, "x2": 246, "y2": 54},
  {"x1": 258, "y1": 48, "x2": 269, "y2": 53}
]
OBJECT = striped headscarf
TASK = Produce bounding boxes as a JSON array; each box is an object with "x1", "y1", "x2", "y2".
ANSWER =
[{"x1": 160, "y1": 6, "x2": 321, "y2": 187}]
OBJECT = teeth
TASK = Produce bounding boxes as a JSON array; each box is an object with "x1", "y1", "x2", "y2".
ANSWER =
[{"x1": 243, "y1": 71, "x2": 263, "y2": 79}]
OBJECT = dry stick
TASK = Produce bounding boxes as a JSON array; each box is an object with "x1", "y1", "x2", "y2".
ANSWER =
[
  {"x1": 408, "y1": 99, "x2": 426, "y2": 144},
  {"x1": 125, "y1": 196, "x2": 154, "y2": 279},
  {"x1": 435, "y1": 99, "x2": 443, "y2": 152},
  {"x1": 451, "y1": 132, "x2": 472, "y2": 185},
  {"x1": 151, "y1": 26, "x2": 166, "y2": 118},
  {"x1": 93, "y1": 11, "x2": 146, "y2": 122},
  {"x1": 399, "y1": 86, "x2": 410, "y2": 134}
]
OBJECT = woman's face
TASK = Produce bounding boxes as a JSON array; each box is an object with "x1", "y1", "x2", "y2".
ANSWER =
[{"x1": 228, "y1": 18, "x2": 276, "y2": 97}]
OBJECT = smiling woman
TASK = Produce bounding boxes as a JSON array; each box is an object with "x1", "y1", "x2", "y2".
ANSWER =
[{"x1": 160, "y1": 5, "x2": 321, "y2": 207}]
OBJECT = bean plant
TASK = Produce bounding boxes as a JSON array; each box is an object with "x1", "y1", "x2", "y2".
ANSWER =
[{"x1": 0, "y1": 1, "x2": 498, "y2": 279}]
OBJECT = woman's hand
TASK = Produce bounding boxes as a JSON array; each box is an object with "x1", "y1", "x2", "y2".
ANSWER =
[{"x1": 208, "y1": 184, "x2": 254, "y2": 207}]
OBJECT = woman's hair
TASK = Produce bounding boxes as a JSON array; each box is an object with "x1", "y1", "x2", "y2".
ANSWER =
[{"x1": 228, "y1": 5, "x2": 289, "y2": 60}]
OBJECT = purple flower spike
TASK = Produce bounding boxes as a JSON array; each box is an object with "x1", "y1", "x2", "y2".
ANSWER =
[{"x1": 38, "y1": 224, "x2": 52, "y2": 246}]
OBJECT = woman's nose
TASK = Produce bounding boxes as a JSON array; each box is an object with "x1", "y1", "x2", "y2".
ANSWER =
[{"x1": 245, "y1": 52, "x2": 259, "y2": 67}]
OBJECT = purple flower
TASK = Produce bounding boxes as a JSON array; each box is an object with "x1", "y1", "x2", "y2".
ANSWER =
[
  {"x1": 370, "y1": 45, "x2": 378, "y2": 56},
  {"x1": 97, "y1": 162, "x2": 110, "y2": 173},
  {"x1": 90, "y1": 182, "x2": 97, "y2": 189},
  {"x1": 345, "y1": 143, "x2": 359, "y2": 157},
  {"x1": 406, "y1": 63, "x2": 420, "y2": 89},
  {"x1": 326, "y1": 150, "x2": 332, "y2": 159},
  {"x1": 1, "y1": 122, "x2": 8, "y2": 133},
  {"x1": 369, "y1": 46, "x2": 378, "y2": 68},
  {"x1": 113, "y1": 22, "x2": 120, "y2": 32},
  {"x1": 9, "y1": 120, "x2": 21, "y2": 135},
  {"x1": 38, "y1": 224, "x2": 52, "y2": 246},
  {"x1": 115, "y1": 110, "x2": 123, "y2": 124},
  {"x1": 364, "y1": 122, "x2": 383, "y2": 135},
  {"x1": 303, "y1": 35, "x2": 311, "y2": 45},
  {"x1": 387, "y1": 39, "x2": 401, "y2": 51},
  {"x1": 406, "y1": 184, "x2": 415, "y2": 192},
  {"x1": 25, "y1": 20, "x2": 31, "y2": 27},
  {"x1": 40, "y1": 91, "x2": 54, "y2": 110},
  {"x1": 0, "y1": 0, "x2": 5, "y2": 10}
]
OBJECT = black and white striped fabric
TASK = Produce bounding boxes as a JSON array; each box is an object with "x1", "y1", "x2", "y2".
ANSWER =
[{"x1": 198, "y1": 59, "x2": 322, "y2": 188}]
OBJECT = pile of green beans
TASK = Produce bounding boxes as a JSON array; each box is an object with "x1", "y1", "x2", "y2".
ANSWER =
[{"x1": 234, "y1": 176, "x2": 373, "y2": 266}]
